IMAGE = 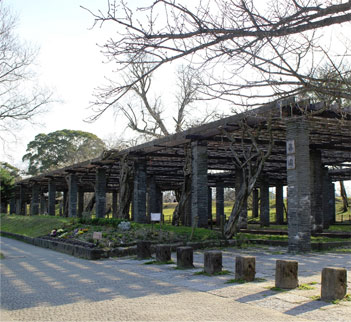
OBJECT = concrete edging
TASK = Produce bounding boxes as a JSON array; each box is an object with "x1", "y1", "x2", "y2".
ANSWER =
[{"x1": 1, "y1": 230, "x2": 350, "y2": 260}]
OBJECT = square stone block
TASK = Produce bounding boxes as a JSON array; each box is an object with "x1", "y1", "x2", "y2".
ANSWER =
[
  {"x1": 176, "y1": 247, "x2": 194, "y2": 269},
  {"x1": 204, "y1": 250, "x2": 222, "y2": 275},
  {"x1": 136, "y1": 240, "x2": 152, "y2": 259},
  {"x1": 321, "y1": 267, "x2": 347, "y2": 301},
  {"x1": 155, "y1": 244, "x2": 171, "y2": 262},
  {"x1": 235, "y1": 256, "x2": 256, "y2": 282},
  {"x1": 275, "y1": 260, "x2": 298, "y2": 289}
]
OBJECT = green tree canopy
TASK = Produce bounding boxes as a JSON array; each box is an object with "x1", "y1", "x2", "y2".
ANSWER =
[
  {"x1": 0, "y1": 162, "x2": 21, "y2": 202},
  {"x1": 22, "y1": 130, "x2": 106, "y2": 175}
]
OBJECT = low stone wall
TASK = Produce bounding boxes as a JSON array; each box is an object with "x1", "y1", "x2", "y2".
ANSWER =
[
  {"x1": 1, "y1": 230, "x2": 350, "y2": 260},
  {"x1": 0, "y1": 231, "x2": 103, "y2": 260}
]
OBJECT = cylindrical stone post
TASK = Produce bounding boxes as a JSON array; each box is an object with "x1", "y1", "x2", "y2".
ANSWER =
[
  {"x1": 19, "y1": 185, "x2": 26, "y2": 216},
  {"x1": 68, "y1": 174, "x2": 78, "y2": 218},
  {"x1": 310, "y1": 150, "x2": 323, "y2": 233},
  {"x1": 260, "y1": 178, "x2": 270, "y2": 227},
  {"x1": 275, "y1": 184, "x2": 284, "y2": 224},
  {"x1": 31, "y1": 185, "x2": 40, "y2": 215},
  {"x1": 176, "y1": 247, "x2": 194, "y2": 269},
  {"x1": 133, "y1": 159, "x2": 147, "y2": 223},
  {"x1": 112, "y1": 191, "x2": 118, "y2": 218},
  {"x1": 9, "y1": 198, "x2": 15, "y2": 214},
  {"x1": 208, "y1": 187, "x2": 212, "y2": 227},
  {"x1": 155, "y1": 244, "x2": 171, "y2": 262},
  {"x1": 204, "y1": 250, "x2": 222, "y2": 275},
  {"x1": 95, "y1": 167, "x2": 107, "y2": 218},
  {"x1": 136, "y1": 240, "x2": 152, "y2": 259},
  {"x1": 191, "y1": 140, "x2": 209, "y2": 228},
  {"x1": 286, "y1": 119, "x2": 312, "y2": 252},
  {"x1": 275, "y1": 260, "x2": 298, "y2": 289},
  {"x1": 252, "y1": 189, "x2": 259, "y2": 218},
  {"x1": 216, "y1": 181, "x2": 224, "y2": 227},
  {"x1": 77, "y1": 188, "x2": 84, "y2": 218},
  {"x1": 235, "y1": 256, "x2": 256, "y2": 282},
  {"x1": 321, "y1": 267, "x2": 347, "y2": 301}
]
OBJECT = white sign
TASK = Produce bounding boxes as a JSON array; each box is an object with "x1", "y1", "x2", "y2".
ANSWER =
[
  {"x1": 93, "y1": 232, "x2": 102, "y2": 240},
  {"x1": 286, "y1": 140, "x2": 295, "y2": 154},
  {"x1": 287, "y1": 155, "x2": 296, "y2": 170},
  {"x1": 151, "y1": 213, "x2": 161, "y2": 222}
]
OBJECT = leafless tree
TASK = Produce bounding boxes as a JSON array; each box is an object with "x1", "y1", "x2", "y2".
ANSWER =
[
  {"x1": 89, "y1": 54, "x2": 216, "y2": 139},
  {"x1": 83, "y1": 0, "x2": 351, "y2": 233},
  {"x1": 0, "y1": 2, "x2": 52, "y2": 143},
  {"x1": 83, "y1": 0, "x2": 351, "y2": 112}
]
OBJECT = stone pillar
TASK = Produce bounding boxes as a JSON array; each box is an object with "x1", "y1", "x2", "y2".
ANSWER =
[
  {"x1": 1, "y1": 201, "x2": 8, "y2": 214},
  {"x1": 323, "y1": 180, "x2": 336, "y2": 226},
  {"x1": 148, "y1": 176, "x2": 162, "y2": 219},
  {"x1": 260, "y1": 178, "x2": 270, "y2": 227},
  {"x1": 78, "y1": 188, "x2": 84, "y2": 218},
  {"x1": 31, "y1": 185, "x2": 40, "y2": 215},
  {"x1": 191, "y1": 140, "x2": 208, "y2": 228},
  {"x1": 252, "y1": 188, "x2": 259, "y2": 219},
  {"x1": 235, "y1": 169, "x2": 247, "y2": 229},
  {"x1": 9, "y1": 198, "x2": 15, "y2": 214},
  {"x1": 216, "y1": 180, "x2": 224, "y2": 227},
  {"x1": 19, "y1": 185, "x2": 26, "y2": 215},
  {"x1": 112, "y1": 190, "x2": 118, "y2": 218},
  {"x1": 68, "y1": 174, "x2": 77, "y2": 218},
  {"x1": 39, "y1": 190, "x2": 46, "y2": 215},
  {"x1": 95, "y1": 168, "x2": 106, "y2": 218},
  {"x1": 208, "y1": 187, "x2": 212, "y2": 226},
  {"x1": 286, "y1": 119, "x2": 311, "y2": 252},
  {"x1": 322, "y1": 169, "x2": 334, "y2": 229},
  {"x1": 310, "y1": 150, "x2": 323, "y2": 233},
  {"x1": 275, "y1": 184, "x2": 284, "y2": 224},
  {"x1": 63, "y1": 190, "x2": 68, "y2": 217},
  {"x1": 48, "y1": 180, "x2": 56, "y2": 216},
  {"x1": 16, "y1": 198, "x2": 21, "y2": 215},
  {"x1": 133, "y1": 159, "x2": 147, "y2": 223}
]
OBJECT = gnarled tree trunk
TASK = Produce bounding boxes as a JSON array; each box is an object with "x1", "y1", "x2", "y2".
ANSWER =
[
  {"x1": 118, "y1": 155, "x2": 134, "y2": 219},
  {"x1": 172, "y1": 145, "x2": 192, "y2": 226}
]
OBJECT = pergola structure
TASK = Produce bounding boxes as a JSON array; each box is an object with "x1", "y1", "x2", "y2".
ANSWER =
[{"x1": 10, "y1": 100, "x2": 351, "y2": 252}]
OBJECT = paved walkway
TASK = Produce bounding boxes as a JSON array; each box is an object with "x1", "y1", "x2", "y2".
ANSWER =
[{"x1": 0, "y1": 236, "x2": 350, "y2": 321}]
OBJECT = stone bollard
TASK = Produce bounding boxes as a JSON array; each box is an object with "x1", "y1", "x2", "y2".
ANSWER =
[
  {"x1": 136, "y1": 240, "x2": 152, "y2": 259},
  {"x1": 275, "y1": 260, "x2": 298, "y2": 289},
  {"x1": 235, "y1": 256, "x2": 256, "y2": 282},
  {"x1": 176, "y1": 247, "x2": 194, "y2": 269},
  {"x1": 155, "y1": 244, "x2": 171, "y2": 262},
  {"x1": 321, "y1": 267, "x2": 347, "y2": 301},
  {"x1": 204, "y1": 250, "x2": 222, "y2": 275}
]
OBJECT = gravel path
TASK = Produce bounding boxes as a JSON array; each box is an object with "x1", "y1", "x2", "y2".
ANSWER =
[{"x1": 1, "y1": 236, "x2": 350, "y2": 321}]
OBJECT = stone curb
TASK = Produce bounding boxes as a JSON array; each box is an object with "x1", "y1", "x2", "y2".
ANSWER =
[{"x1": 1, "y1": 230, "x2": 350, "y2": 260}]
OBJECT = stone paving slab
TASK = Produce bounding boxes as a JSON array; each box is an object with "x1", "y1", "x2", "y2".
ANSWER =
[{"x1": 1, "y1": 237, "x2": 350, "y2": 321}]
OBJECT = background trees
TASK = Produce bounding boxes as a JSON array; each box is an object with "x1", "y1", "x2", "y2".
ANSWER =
[
  {"x1": 22, "y1": 130, "x2": 106, "y2": 175},
  {"x1": 0, "y1": 2, "x2": 51, "y2": 142},
  {"x1": 0, "y1": 161, "x2": 21, "y2": 212}
]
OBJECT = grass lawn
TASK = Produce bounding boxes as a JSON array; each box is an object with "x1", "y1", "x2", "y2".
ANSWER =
[{"x1": 0, "y1": 214, "x2": 71, "y2": 237}]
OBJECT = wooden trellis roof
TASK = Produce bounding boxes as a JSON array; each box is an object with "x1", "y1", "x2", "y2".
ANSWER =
[{"x1": 15, "y1": 101, "x2": 351, "y2": 198}]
